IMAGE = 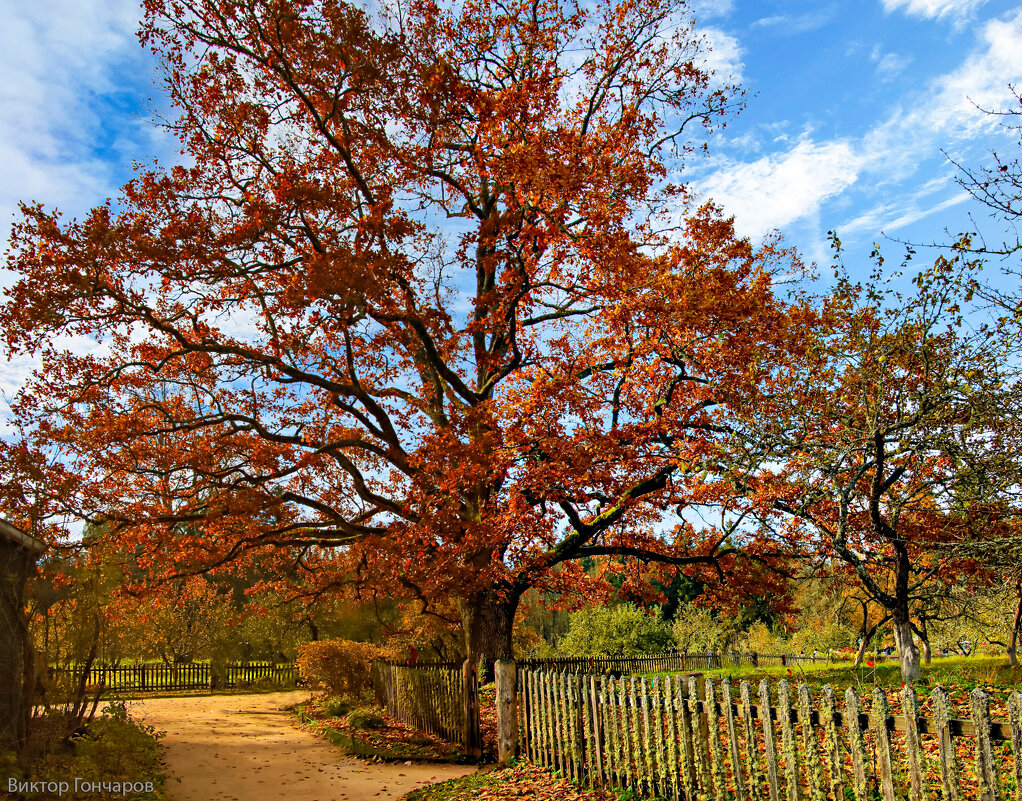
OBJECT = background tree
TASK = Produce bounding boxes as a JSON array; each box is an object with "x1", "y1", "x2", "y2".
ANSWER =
[
  {"x1": 558, "y1": 602, "x2": 675, "y2": 657},
  {"x1": 1, "y1": 0, "x2": 813, "y2": 668},
  {"x1": 715, "y1": 262, "x2": 1018, "y2": 680}
]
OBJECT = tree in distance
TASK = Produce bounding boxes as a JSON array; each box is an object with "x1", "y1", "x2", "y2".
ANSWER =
[{"x1": 712, "y1": 258, "x2": 1020, "y2": 681}]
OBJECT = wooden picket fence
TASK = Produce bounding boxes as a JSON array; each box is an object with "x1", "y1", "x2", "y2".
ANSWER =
[
  {"x1": 518, "y1": 669, "x2": 1022, "y2": 801},
  {"x1": 50, "y1": 661, "x2": 297, "y2": 692},
  {"x1": 372, "y1": 661, "x2": 478, "y2": 750}
]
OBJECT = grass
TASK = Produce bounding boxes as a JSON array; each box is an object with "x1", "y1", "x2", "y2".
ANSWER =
[
  {"x1": 399, "y1": 762, "x2": 616, "y2": 801},
  {"x1": 689, "y1": 654, "x2": 1022, "y2": 690}
]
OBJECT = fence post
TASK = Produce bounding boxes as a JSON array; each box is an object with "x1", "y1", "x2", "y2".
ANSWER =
[
  {"x1": 462, "y1": 660, "x2": 482, "y2": 760},
  {"x1": 495, "y1": 660, "x2": 518, "y2": 764}
]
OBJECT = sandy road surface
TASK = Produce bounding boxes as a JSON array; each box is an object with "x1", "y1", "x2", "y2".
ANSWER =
[{"x1": 130, "y1": 692, "x2": 475, "y2": 801}]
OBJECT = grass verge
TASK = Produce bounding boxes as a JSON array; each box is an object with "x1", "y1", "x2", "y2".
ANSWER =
[
  {"x1": 293, "y1": 695, "x2": 474, "y2": 763},
  {"x1": 399, "y1": 761, "x2": 616, "y2": 801}
]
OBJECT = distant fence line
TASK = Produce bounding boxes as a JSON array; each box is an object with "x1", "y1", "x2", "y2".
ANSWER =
[
  {"x1": 50, "y1": 662, "x2": 297, "y2": 692},
  {"x1": 515, "y1": 668, "x2": 1022, "y2": 801},
  {"x1": 518, "y1": 650, "x2": 848, "y2": 674}
]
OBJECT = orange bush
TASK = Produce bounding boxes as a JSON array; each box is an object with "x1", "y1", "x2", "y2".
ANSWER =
[{"x1": 296, "y1": 639, "x2": 389, "y2": 697}]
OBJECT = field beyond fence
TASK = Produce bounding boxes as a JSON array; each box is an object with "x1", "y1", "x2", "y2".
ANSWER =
[{"x1": 51, "y1": 661, "x2": 297, "y2": 693}]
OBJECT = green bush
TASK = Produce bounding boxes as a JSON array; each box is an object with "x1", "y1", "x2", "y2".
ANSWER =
[
  {"x1": 13, "y1": 702, "x2": 164, "y2": 800},
  {"x1": 324, "y1": 696, "x2": 355, "y2": 717},
  {"x1": 558, "y1": 603, "x2": 675, "y2": 657},
  {"x1": 345, "y1": 707, "x2": 386, "y2": 730},
  {"x1": 672, "y1": 604, "x2": 739, "y2": 653}
]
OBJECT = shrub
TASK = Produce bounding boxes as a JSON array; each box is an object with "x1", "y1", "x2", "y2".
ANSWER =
[
  {"x1": 345, "y1": 708, "x2": 385, "y2": 730},
  {"x1": 672, "y1": 604, "x2": 740, "y2": 653},
  {"x1": 14, "y1": 702, "x2": 164, "y2": 800},
  {"x1": 296, "y1": 639, "x2": 388, "y2": 697},
  {"x1": 324, "y1": 696, "x2": 354, "y2": 717},
  {"x1": 558, "y1": 603, "x2": 675, "y2": 657}
]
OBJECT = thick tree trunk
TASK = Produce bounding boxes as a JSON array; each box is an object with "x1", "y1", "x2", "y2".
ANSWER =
[
  {"x1": 0, "y1": 540, "x2": 35, "y2": 752},
  {"x1": 918, "y1": 617, "x2": 932, "y2": 665},
  {"x1": 1008, "y1": 582, "x2": 1021, "y2": 669},
  {"x1": 892, "y1": 613, "x2": 921, "y2": 682},
  {"x1": 853, "y1": 636, "x2": 869, "y2": 668},
  {"x1": 460, "y1": 588, "x2": 519, "y2": 682}
]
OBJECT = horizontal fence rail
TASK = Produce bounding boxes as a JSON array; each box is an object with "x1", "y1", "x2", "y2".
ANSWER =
[
  {"x1": 517, "y1": 669, "x2": 1022, "y2": 801},
  {"x1": 519, "y1": 651, "x2": 850, "y2": 675},
  {"x1": 372, "y1": 660, "x2": 476, "y2": 750},
  {"x1": 49, "y1": 662, "x2": 297, "y2": 692}
]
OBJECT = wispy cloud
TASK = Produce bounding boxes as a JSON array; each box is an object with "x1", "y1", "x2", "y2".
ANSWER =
[
  {"x1": 870, "y1": 44, "x2": 913, "y2": 80},
  {"x1": 699, "y1": 140, "x2": 864, "y2": 238},
  {"x1": 0, "y1": 0, "x2": 160, "y2": 246},
  {"x1": 751, "y1": 7, "x2": 840, "y2": 34},
  {"x1": 881, "y1": 0, "x2": 989, "y2": 22},
  {"x1": 698, "y1": 9, "x2": 1022, "y2": 242},
  {"x1": 700, "y1": 27, "x2": 745, "y2": 84},
  {"x1": 690, "y1": 0, "x2": 735, "y2": 20}
]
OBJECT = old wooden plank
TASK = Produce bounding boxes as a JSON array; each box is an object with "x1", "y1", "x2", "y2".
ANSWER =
[
  {"x1": 1007, "y1": 691, "x2": 1022, "y2": 801},
  {"x1": 651, "y1": 676, "x2": 669, "y2": 798},
  {"x1": 676, "y1": 674, "x2": 699, "y2": 801},
  {"x1": 706, "y1": 678, "x2": 728, "y2": 801},
  {"x1": 602, "y1": 676, "x2": 617, "y2": 789},
  {"x1": 630, "y1": 677, "x2": 645, "y2": 794},
  {"x1": 871, "y1": 687, "x2": 897, "y2": 801},
  {"x1": 690, "y1": 674, "x2": 712, "y2": 799},
  {"x1": 760, "y1": 680, "x2": 782, "y2": 801},
  {"x1": 608, "y1": 677, "x2": 623, "y2": 789},
  {"x1": 663, "y1": 675, "x2": 681, "y2": 801},
  {"x1": 820, "y1": 685, "x2": 843, "y2": 801},
  {"x1": 797, "y1": 684, "x2": 827, "y2": 801},
  {"x1": 723, "y1": 679, "x2": 747, "y2": 801},
  {"x1": 902, "y1": 683, "x2": 927, "y2": 801},
  {"x1": 621, "y1": 677, "x2": 636, "y2": 791},
  {"x1": 972, "y1": 688, "x2": 1002, "y2": 801},
  {"x1": 641, "y1": 678, "x2": 658, "y2": 796},
  {"x1": 844, "y1": 687, "x2": 869, "y2": 801},
  {"x1": 931, "y1": 686, "x2": 962, "y2": 801},
  {"x1": 741, "y1": 681, "x2": 764, "y2": 801},
  {"x1": 777, "y1": 680, "x2": 802, "y2": 801}
]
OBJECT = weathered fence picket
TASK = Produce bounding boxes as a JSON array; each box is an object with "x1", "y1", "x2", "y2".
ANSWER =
[{"x1": 508, "y1": 665, "x2": 1022, "y2": 801}]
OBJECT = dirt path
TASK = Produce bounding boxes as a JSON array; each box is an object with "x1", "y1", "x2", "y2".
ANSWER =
[{"x1": 130, "y1": 692, "x2": 475, "y2": 801}]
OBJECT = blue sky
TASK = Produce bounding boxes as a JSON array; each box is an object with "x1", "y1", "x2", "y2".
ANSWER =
[
  {"x1": 1, "y1": 0, "x2": 1021, "y2": 410},
  {"x1": 688, "y1": 0, "x2": 1022, "y2": 265},
  {"x1": 2, "y1": 0, "x2": 1020, "y2": 266}
]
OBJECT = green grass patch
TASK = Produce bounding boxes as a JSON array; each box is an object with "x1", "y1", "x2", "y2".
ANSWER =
[
  {"x1": 400, "y1": 770, "x2": 493, "y2": 801},
  {"x1": 689, "y1": 655, "x2": 1022, "y2": 690},
  {"x1": 399, "y1": 762, "x2": 616, "y2": 801}
]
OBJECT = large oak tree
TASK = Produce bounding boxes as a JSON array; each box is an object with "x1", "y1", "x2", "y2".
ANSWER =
[{"x1": 2, "y1": 0, "x2": 811, "y2": 666}]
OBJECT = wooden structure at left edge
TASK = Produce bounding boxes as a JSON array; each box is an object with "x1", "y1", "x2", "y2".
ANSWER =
[{"x1": 0, "y1": 518, "x2": 45, "y2": 751}]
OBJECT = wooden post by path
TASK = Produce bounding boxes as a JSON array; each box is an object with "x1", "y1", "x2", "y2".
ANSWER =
[
  {"x1": 462, "y1": 660, "x2": 482, "y2": 760},
  {"x1": 495, "y1": 660, "x2": 518, "y2": 764}
]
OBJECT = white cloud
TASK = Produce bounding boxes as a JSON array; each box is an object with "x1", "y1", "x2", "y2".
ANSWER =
[
  {"x1": 870, "y1": 44, "x2": 912, "y2": 80},
  {"x1": 698, "y1": 9, "x2": 1022, "y2": 243},
  {"x1": 698, "y1": 140, "x2": 864, "y2": 238},
  {"x1": 881, "y1": 0, "x2": 988, "y2": 22},
  {"x1": 689, "y1": 0, "x2": 735, "y2": 20},
  {"x1": 0, "y1": 0, "x2": 154, "y2": 246},
  {"x1": 752, "y1": 7, "x2": 839, "y2": 34},
  {"x1": 700, "y1": 27, "x2": 744, "y2": 84},
  {"x1": 861, "y1": 9, "x2": 1022, "y2": 179}
]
